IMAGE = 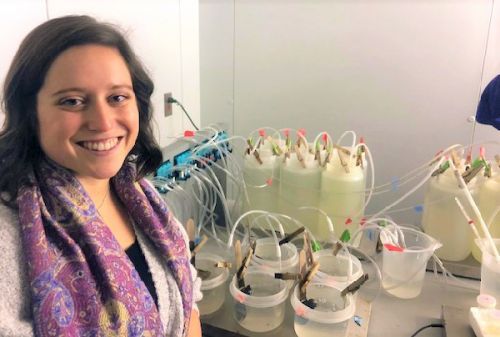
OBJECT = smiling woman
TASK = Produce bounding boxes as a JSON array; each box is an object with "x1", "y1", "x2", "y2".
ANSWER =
[{"x1": 0, "y1": 15, "x2": 202, "y2": 337}]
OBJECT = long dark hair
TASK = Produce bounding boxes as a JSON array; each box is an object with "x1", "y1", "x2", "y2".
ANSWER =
[{"x1": 0, "y1": 15, "x2": 162, "y2": 208}]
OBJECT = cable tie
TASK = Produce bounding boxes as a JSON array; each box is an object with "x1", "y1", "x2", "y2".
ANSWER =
[
  {"x1": 479, "y1": 146, "x2": 485, "y2": 158},
  {"x1": 391, "y1": 177, "x2": 400, "y2": 192},
  {"x1": 266, "y1": 178, "x2": 273, "y2": 186},
  {"x1": 414, "y1": 205, "x2": 424, "y2": 213},
  {"x1": 384, "y1": 244, "x2": 404, "y2": 252},
  {"x1": 297, "y1": 128, "x2": 306, "y2": 137},
  {"x1": 184, "y1": 130, "x2": 195, "y2": 137},
  {"x1": 283, "y1": 128, "x2": 290, "y2": 137},
  {"x1": 322, "y1": 132, "x2": 328, "y2": 143},
  {"x1": 345, "y1": 218, "x2": 353, "y2": 225},
  {"x1": 353, "y1": 315, "x2": 363, "y2": 327}
]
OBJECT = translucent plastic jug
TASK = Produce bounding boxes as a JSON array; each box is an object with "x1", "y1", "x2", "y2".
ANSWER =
[
  {"x1": 422, "y1": 169, "x2": 478, "y2": 261},
  {"x1": 244, "y1": 151, "x2": 280, "y2": 213},
  {"x1": 320, "y1": 150, "x2": 366, "y2": 240},
  {"x1": 279, "y1": 152, "x2": 321, "y2": 234},
  {"x1": 472, "y1": 174, "x2": 500, "y2": 262}
]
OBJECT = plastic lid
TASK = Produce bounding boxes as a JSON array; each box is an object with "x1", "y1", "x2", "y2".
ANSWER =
[{"x1": 477, "y1": 294, "x2": 497, "y2": 309}]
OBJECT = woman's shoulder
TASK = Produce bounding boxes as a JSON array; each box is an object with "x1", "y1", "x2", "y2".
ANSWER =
[
  {"x1": 0, "y1": 202, "x2": 20, "y2": 240},
  {"x1": 0, "y1": 203, "x2": 35, "y2": 336}
]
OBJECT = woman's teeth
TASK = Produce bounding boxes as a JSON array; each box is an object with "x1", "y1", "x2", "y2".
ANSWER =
[{"x1": 81, "y1": 138, "x2": 119, "y2": 151}]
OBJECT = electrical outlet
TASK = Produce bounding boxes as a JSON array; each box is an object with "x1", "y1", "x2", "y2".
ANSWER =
[{"x1": 164, "y1": 92, "x2": 173, "y2": 117}]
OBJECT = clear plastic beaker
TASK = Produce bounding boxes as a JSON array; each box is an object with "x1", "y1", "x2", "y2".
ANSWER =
[
  {"x1": 229, "y1": 267, "x2": 289, "y2": 332},
  {"x1": 251, "y1": 237, "x2": 299, "y2": 274},
  {"x1": 195, "y1": 253, "x2": 229, "y2": 316},
  {"x1": 477, "y1": 239, "x2": 500, "y2": 305},
  {"x1": 290, "y1": 282, "x2": 355, "y2": 337},
  {"x1": 382, "y1": 227, "x2": 441, "y2": 299},
  {"x1": 313, "y1": 249, "x2": 363, "y2": 290}
]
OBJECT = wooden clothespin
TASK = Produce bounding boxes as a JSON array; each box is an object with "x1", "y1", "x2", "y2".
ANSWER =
[
  {"x1": 340, "y1": 274, "x2": 369, "y2": 297},
  {"x1": 462, "y1": 161, "x2": 485, "y2": 184},
  {"x1": 303, "y1": 232, "x2": 314, "y2": 266},
  {"x1": 322, "y1": 146, "x2": 333, "y2": 168},
  {"x1": 186, "y1": 218, "x2": 196, "y2": 252},
  {"x1": 299, "y1": 261, "x2": 320, "y2": 301},
  {"x1": 338, "y1": 150, "x2": 350, "y2": 174},
  {"x1": 246, "y1": 139, "x2": 253, "y2": 155},
  {"x1": 190, "y1": 235, "x2": 208, "y2": 265},
  {"x1": 236, "y1": 243, "x2": 254, "y2": 288},
  {"x1": 332, "y1": 143, "x2": 351, "y2": 156},
  {"x1": 215, "y1": 261, "x2": 232, "y2": 269},
  {"x1": 275, "y1": 272, "x2": 301, "y2": 280},
  {"x1": 268, "y1": 136, "x2": 283, "y2": 156},
  {"x1": 279, "y1": 226, "x2": 305, "y2": 245},
  {"x1": 234, "y1": 240, "x2": 242, "y2": 271},
  {"x1": 332, "y1": 241, "x2": 344, "y2": 256},
  {"x1": 294, "y1": 145, "x2": 307, "y2": 169},
  {"x1": 431, "y1": 161, "x2": 450, "y2": 177},
  {"x1": 450, "y1": 150, "x2": 461, "y2": 169},
  {"x1": 253, "y1": 149, "x2": 263, "y2": 165}
]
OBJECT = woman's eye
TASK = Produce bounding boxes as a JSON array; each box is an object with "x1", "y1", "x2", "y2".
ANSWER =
[
  {"x1": 59, "y1": 98, "x2": 84, "y2": 107},
  {"x1": 109, "y1": 94, "x2": 128, "y2": 104}
]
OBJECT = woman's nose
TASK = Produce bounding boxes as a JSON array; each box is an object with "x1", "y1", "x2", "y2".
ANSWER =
[{"x1": 87, "y1": 99, "x2": 113, "y2": 131}]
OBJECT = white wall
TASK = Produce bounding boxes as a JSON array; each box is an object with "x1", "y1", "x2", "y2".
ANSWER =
[
  {"x1": 0, "y1": 0, "x2": 47, "y2": 128},
  {"x1": 200, "y1": 0, "x2": 500, "y2": 225},
  {"x1": 0, "y1": 0, "x2": 200, "y2": 147}
]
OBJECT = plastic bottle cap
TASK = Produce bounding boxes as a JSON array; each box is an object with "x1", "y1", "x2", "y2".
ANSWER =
[{"x1": 477, "y1": 294, "x2": 497, "y2": 309}]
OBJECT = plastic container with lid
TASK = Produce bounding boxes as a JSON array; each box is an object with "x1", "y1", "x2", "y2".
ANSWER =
[
  {"x1": 229, "y1": 267, "x2": 289, "y2": 332},
  {"x1": 290, "y1": 282, "x2": 355, "y2": 337},
  {"x1": 251, "y1": 237, "x2": 299, "y2": 274},
  {"x1": 195, "y1": 253, "x2": 230, "y2": 316},
  {"x1": 312, "y1": 249, "x2": 363, "y2": 290}
]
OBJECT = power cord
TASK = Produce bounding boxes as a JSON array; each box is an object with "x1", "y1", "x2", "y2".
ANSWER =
[
  {"x1": 167, "y1": 96, "x2": 200, "y2": 131},
  {"x1": 410, "y1": 323, "x2": 444, "y2": 337}
]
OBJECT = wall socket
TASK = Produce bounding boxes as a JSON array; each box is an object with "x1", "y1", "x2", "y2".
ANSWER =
[{"x1": 164, "y1": 92, "x2": 173, "y2": 117}]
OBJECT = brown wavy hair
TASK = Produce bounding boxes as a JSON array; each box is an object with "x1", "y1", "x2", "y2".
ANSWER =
[{"x1": 0, "y1": 15, "x2": 162, "y2": 208}]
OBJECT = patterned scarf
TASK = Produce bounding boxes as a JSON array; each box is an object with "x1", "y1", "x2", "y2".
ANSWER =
[{"x1": 17, "y1": 159, "x2": 193, "y2": 337}]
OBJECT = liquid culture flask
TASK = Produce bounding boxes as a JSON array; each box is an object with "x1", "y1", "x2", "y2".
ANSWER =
[
  {"x1": 472, "y1": 170, "x2": 500, "y2": 262},
  {"x1": 422, "y1": 165, "x2": 480, "y2": 261},
  {"x1": 319, "y1": 149, "x2": 366, "y2": 241},
  {"x1": 243, "y1": 137, "x2": 281, "y2": 214},
  {"x1": 279, "y1": 148, "x2": 321, "y2": 234}
]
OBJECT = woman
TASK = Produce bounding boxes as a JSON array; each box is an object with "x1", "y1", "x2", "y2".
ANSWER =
[{"x1": 0, "y1": 15, "x2": 202, "y2": 336}]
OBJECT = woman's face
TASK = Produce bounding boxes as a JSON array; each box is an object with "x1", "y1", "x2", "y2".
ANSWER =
[{"x1": 36, "y1": 44, "x2": 139, "y2": 181}]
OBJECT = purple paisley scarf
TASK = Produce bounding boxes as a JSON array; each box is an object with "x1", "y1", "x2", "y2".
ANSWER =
[{"x1": 17, "y1": 159, "x2": 192, "y2": 336}]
